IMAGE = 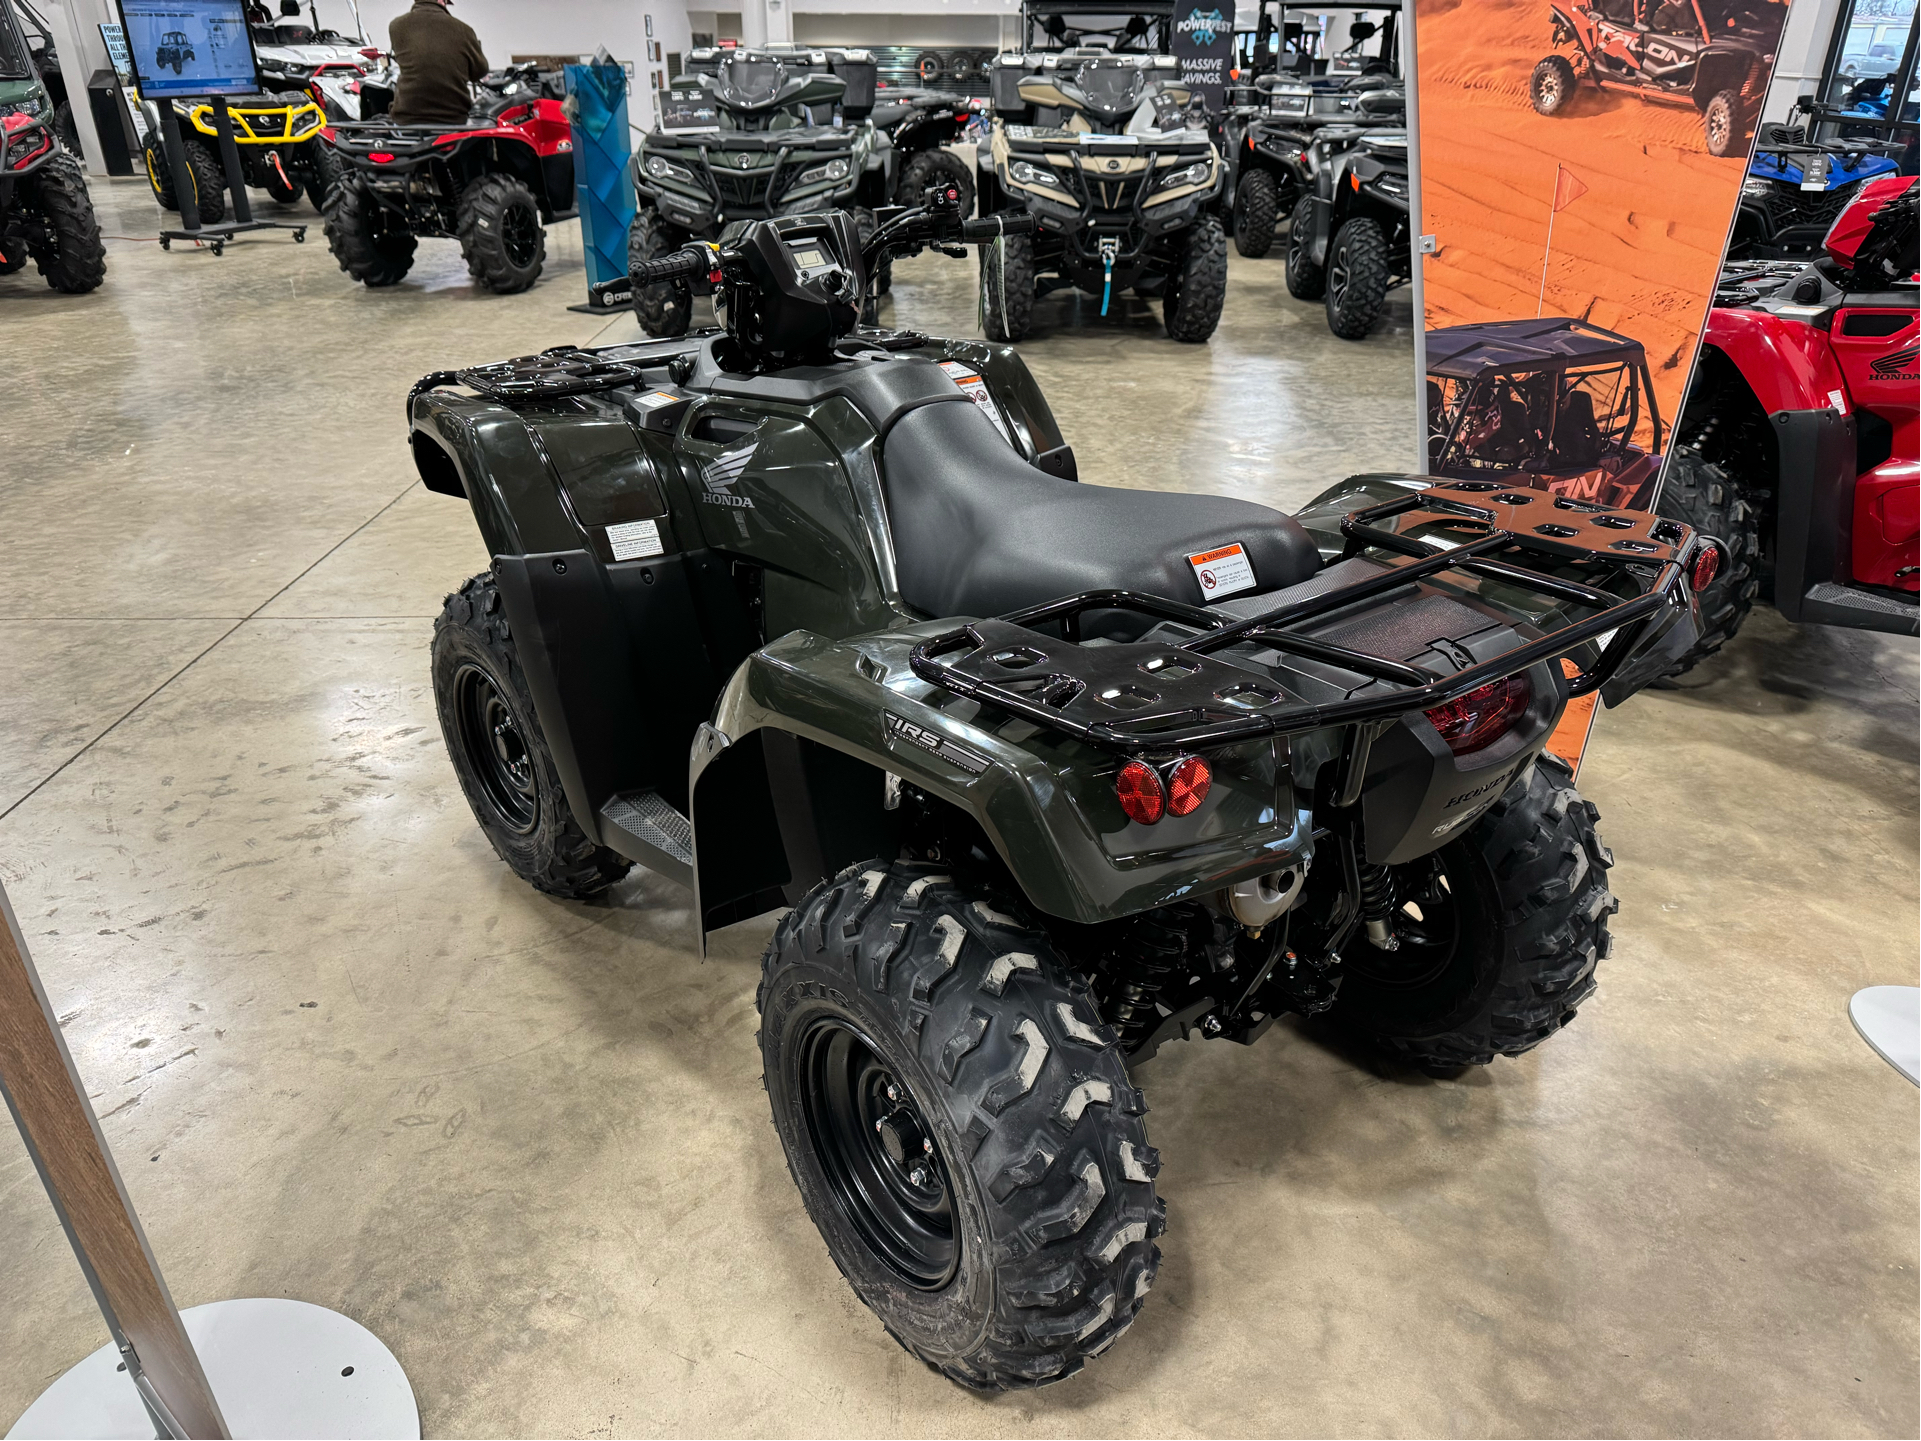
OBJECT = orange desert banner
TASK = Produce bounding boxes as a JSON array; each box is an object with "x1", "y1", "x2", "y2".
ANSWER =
[{"x1": 1416, "y1": 0, "x2": 1792, "y2": 505}]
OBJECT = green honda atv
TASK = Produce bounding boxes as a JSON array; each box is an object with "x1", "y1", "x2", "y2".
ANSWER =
[
  {"x1": 408, "y1": 188, "x2": 1714, "y2": 1389},
  {"x1": 629, "y1": 46, "x2": 893, "y2": 336}
]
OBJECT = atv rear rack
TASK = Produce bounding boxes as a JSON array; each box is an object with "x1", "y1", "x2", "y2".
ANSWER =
[{"x1": 907, "y1": 481, "x2": 1696, "y2": 756}]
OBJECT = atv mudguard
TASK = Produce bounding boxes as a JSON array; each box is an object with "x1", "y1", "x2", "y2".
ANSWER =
[{"x1": 689, "y1": 620, "x2": 1315, "y2": 941}]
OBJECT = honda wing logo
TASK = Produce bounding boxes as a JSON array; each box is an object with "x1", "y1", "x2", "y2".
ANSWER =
[
  {"x1": 1870, "y1": 345, "x2": 1917, "y2": 380},
  {"x1": 700, "y1": 442, "x2": 757, "y2": 508},
  {"x1": 1177, "y1": 7, "x2": 1228, "y2": 45}
]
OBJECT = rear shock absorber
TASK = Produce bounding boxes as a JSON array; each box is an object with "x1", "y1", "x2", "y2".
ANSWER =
[{"x1": 1358, "y1": 862, "x2": 1399, "y2": 951}]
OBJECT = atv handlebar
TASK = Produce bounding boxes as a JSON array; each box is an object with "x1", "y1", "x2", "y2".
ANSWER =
[{"x1": 628, "y1": 243, "x2": 716, "y2": 288}]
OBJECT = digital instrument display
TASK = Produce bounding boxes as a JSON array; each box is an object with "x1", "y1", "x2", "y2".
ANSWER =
[{"x1": 790, "y1": 248, "x2": 826, "y2": 269}]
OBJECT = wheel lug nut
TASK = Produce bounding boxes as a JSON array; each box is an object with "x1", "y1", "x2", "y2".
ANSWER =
[{"x1": 921, "y1": 1138, "x2": 933, "y2": 1154}]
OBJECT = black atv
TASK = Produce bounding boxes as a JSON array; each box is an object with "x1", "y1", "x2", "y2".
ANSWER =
[
  {"x1": 979, "y1": 49, "x2": 1227, "y2": 342},
  {"x1": 408, "y1": 182, "x2": 1714, "y2": 1389},
  {"x1": 865, "y1": 84, "x2": 982, "y2": 215},
  {"x1": 1223, "y1": 75, "x2": 1402, "y2": 258},
  {"x1": 631, "y1": 47, "x2": 893, "y2": 338},
  {"x1": 1284, "y1": 123, "x2": 1409, "y2": 338},
  {"x1": 0, "y1": 8, "x2": 104, "y2": 293},
  {"x1": 1530, "y1": 0, "x2": 1785, "y2": 158}
]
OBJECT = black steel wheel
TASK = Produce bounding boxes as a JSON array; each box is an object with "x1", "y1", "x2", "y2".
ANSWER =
[
  {"x1": 799, "y1": 1018, "x2": 959, "y2": 1289},
  {"x1": 431, "y1": 572, "x2": 632, "y2": 897},
  {"x1": 1327, "y1": 754, "x2": 1617, "y2": 1073},
  {"x1": 456, "y1": 173, "x2": 546, "y2": 294},
  {"x1": 450, "y1": 662, "x2": 538, "y2": 834},
  {"x1": 1284, "y1": 193, "x2": 1325, "y2": 299},
  {"x1": 760, "y1": 861, "x2": 1164, "y2": 1390}
]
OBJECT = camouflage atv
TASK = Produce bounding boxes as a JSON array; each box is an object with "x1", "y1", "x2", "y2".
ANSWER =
[
  {"x1": 631, "y1": 46, "x2": 893, "y2": 336},
  {"x1": 408, "y1": 185, "x2": 1716, "y2": 1389}
]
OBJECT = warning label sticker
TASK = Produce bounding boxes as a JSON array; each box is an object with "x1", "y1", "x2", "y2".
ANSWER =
[
  {"x1": 940, "y1": 361, "x2": 1015, "y2": 447},
  {"x1": 607, "y1": 518, "x2": 664, "y2": 560},
  {"x1": 1187, "y1": 542, "x2": 1255, "y2": 600},
  {"x1": 634, "y1": 390, "x2": 682, "y2": 410}
]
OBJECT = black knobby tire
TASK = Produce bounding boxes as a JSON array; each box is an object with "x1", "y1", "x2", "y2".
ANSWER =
[
  {"x1": 1284, "y1": 193, "x2": 1325, "y2": 299},
  {"x1": 457, "y1": 173, "x2": 546, "y2": 294},
  {"x1": 759, "y1": 862, "x2": 1165, "y2": 1390},
  {"x1": 53, "y1": 101, "x2": 80, "y2": 155},
  {"x1": 1323, "y1": 216, "x2": 1392, "y2": 340},
  {"x1": 979, "y1": 229, "x2": 1035, "y2": 342},
  {"x1": 23, "y1": 152, "x2": 106, "y2": 294},
  {"x1": 1328, "y1": 753, "x2": 1617, "y2": 1073},
  {"x1": 1703, "y1": 89, "x2": 1746, "y2": 158},
  {"x1": 1654, "y1": 448, "x2": 1760, "y2": 674},
  {"x1": 852, "y1": 205, "x2": 892, "y2": 295},
  {"x1": 143, "y1": 135, "x2": 178, "y2": 210},
  {"x1": 1233, "y1": 168, "x2": 1280, "y2": 258},
  {"x1": 897, "y1": 147, "x2": 976, "y2": 221},
  {"x1": 302, "y1": 137, "x2": 342, "y2": 211},
  {"x1": 628, "y1": 206, "x2": 692, "y2": 337},
  {"x1": 182, "y1": 139, "x2": 228, "y2": 225},
  {"x1": 1531, "y1": 56, "x2": 1577, "y2": 116},
  {"x1": 1162, "y1": 212, "x2": 1227, "y2": 342},
  {"x1": 323, "y1": 181, "x2": 417, "y2": 286},
  {"x1": 431, "y1": 573, "x2": 634, "y2": 898}
]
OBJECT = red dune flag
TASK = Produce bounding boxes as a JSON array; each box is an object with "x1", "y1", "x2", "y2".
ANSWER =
[{"x1": 1552, "y1": 165, "x2": 1589, "y2": 212}]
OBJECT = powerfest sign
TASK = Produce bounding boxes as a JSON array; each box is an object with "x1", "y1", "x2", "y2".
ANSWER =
[{"x1": 1171, "y1": 5, "x2": 1232, "y2": 112}]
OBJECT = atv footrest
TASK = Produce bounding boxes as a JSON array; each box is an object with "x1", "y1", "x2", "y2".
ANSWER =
[{"x1": 600, "y1": 790, "x2": 695, "y2": 886}]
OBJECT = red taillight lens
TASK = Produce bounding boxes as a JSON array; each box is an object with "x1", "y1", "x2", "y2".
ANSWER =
[
  {"x1": 1423, "y1": 676, "x2": 1531, "y2": 756},
  {"x1": 369, "y1": 151, "x2": 394, "y2": 163},
  {"x1": 1116, "y1": 760, "x2": 1166, "y2": 825},
  {"x1": 1166, "y1": 755, "x2": 1211, "y2": 816},
  {"x1": 1691, "y1": 542, "x2": 1722, "y2": 593}
]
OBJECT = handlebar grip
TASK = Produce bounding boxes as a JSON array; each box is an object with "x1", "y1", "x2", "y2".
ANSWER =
[
  {"x1": 630, "y1": 248, "x2": 706, "y2": 286},
  {"x1": 962, "y1": 213, "x2": 1038, "y2": 242}
]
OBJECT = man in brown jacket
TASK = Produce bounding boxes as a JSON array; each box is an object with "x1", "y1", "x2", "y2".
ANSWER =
[{"x1": 388, "y1": 0, "x2": 489, "y2": 125}]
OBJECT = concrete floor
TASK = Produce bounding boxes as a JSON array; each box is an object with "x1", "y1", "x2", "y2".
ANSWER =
[{"x1": 0, "y1": 178, "x2": 1914, "y2": 1438}]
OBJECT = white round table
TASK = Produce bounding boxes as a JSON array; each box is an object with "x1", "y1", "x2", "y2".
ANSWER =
[{"x1": 1849, "y1": 985, "x2": 1920, "y2": 1086}]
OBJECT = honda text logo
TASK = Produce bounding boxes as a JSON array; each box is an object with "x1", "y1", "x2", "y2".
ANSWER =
[{"x1": 1177, "y1": 7, "x2": 1228, "y2": 45}]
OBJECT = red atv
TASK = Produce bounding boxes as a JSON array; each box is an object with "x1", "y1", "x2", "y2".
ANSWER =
[
  {"x1": 322, "y1": 76, "x2": 575, "y2": 292},
  {"x1": 1658, "y1": 174, "x2": 1917, "y2": 670}
]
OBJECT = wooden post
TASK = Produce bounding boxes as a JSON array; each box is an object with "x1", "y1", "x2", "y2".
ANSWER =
[{"x1": 0, "y1": 882, "x2": 229, "y2": 1439}]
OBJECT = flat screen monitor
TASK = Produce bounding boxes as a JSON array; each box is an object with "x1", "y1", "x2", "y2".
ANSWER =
[{"x1": 116, "y1": 0, "x2": 258, "y2": 97}]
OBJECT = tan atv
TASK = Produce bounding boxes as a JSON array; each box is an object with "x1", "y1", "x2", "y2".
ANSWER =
[{"x1": 979, "y1": 48, "x2": 1227, "y2": 342}]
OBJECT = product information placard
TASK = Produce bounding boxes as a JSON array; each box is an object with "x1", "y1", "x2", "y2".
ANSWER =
[
  {"x1": 1414, "y1": 0, "x2": 1792, "y2": 507},
  {"x1": 1171, "y1": 3, "x2": 1235, "y2": 111},
  {"x1": 115, "y1": 0, "x2": 259, "y2": 97}
]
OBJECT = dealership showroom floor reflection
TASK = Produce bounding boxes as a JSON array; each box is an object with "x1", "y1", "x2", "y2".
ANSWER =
[{"x1": 1, "y1": 174, "x2": 1914, "y2": 1437}]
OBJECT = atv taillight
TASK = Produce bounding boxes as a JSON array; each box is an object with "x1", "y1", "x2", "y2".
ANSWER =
[
  {"x1": 369, "y1": 151, "x2": 394, "y2": 162},
  {"x1": 1423, "y1": 676, "x2": 1530, "y2": 756},
  {"x1": 1166, "y1": 755, "x2": 1211, "y2": 816},
  {"x1": 1691, "y1": 542, "x2": 1722, "y2": 593},
  {"x1": 1116, "y1": 760, "x2": 1166, "y2": 825}
]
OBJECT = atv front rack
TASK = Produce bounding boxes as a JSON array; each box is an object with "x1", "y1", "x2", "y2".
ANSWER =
[{"x1": 907, "y1": 481, "x2": 1697, "y2": 756}]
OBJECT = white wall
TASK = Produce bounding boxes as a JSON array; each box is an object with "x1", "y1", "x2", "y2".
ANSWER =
[
  {"x1": 1761, "y1": 0, "x2": 1848, "y2": 125},
  {"x1": 309, "y1": 0, "x2": 693, "y2": 124},
  {"x1": 793, "y1": 12, "x2": 1005, "y2": 44}
]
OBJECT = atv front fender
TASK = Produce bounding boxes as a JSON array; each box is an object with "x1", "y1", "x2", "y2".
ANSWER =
[{"x1": 688, "y1": 624, "x2": 1312, "y2": 941}]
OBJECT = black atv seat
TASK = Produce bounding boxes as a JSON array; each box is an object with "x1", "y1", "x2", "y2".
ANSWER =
[{"x1": 880, "y1": 401, "x2": 1322, "y2": 619}]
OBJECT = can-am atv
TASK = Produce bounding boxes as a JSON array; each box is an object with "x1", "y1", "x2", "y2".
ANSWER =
[
  {"x1": 1529, "y1": 0, "x2": 1784, "y2": 157},
  {"x1": 1283, "y1": 120, "x2": 1409, "y2": 337},
  {"x1": 141, "y1": 91, "x2": 337, "y2": 222},
  {"x1": 0, "y1": 10, "x2": 104, "y2": 293},
  {"x1": 324, "y1": 86, "x2": 575, "y2": 293},
  {"x1": 979, "y1": 49, "x2": 1227, "y2": 342},
  {"x1": 1655, "y1": 173, "x2": 1917, "y2": 674},
  {"x1": 1425, "y1": 317, "x2": 1665, "y2": 507},
  {"x1": 407, "y1": 185, "x2": 1713, "y2": 1389},
  {"x1": 631, "y1": 47, "x2": 892, "y2": 338}
]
